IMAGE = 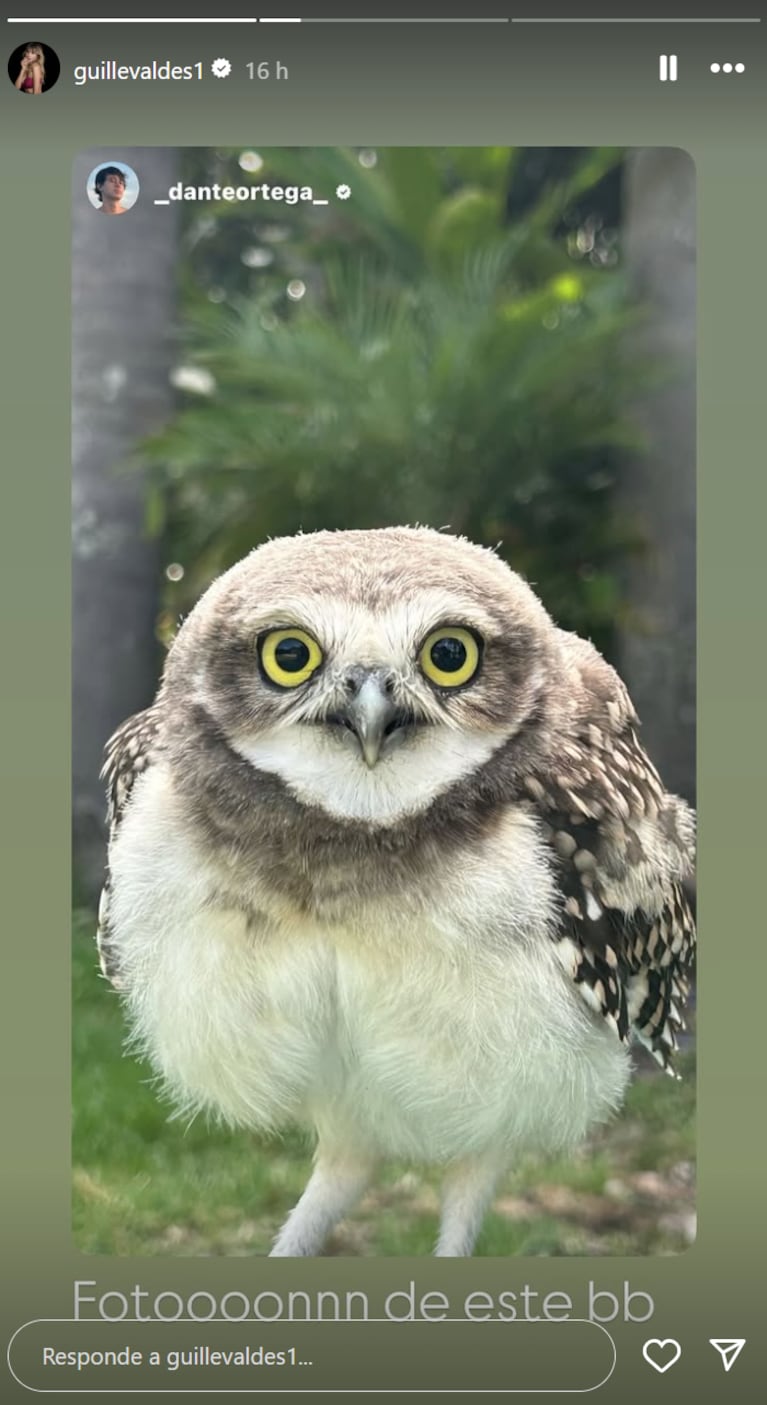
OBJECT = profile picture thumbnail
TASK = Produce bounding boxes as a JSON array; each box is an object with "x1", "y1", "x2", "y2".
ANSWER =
[
  {"x1": 86, "y1": 162, "x2": 140, "y2": 216},
  {"x1": 8, "y1": 41, "x2": 60, "y2": 95}
]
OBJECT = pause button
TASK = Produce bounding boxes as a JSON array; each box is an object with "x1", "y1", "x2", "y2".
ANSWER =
[{"x1": 659, "y1": 55, "x2": 678, "y2": 82}]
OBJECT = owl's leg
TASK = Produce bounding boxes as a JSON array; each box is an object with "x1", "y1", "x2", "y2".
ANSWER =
[
  {"x1": 434, "y1": 1155, "x2": 506, "y2": 1257},
  {"x1": 268, "y1": 1149, "x2": 374, "y2": 1257}
]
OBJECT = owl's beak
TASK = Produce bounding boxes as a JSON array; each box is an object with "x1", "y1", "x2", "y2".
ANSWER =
[{"x1": 341, "y1": 672, "x2": 400, "y2": 769}]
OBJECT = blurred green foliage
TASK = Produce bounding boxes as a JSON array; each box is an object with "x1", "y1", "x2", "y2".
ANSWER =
[{"x1": 146, "y1": 146, "x2": 651, "y2": 655}]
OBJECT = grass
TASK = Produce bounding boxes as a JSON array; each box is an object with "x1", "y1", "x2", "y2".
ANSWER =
[{"x1": 72, "y1": 911, "x2": 695, "y2": 1257}]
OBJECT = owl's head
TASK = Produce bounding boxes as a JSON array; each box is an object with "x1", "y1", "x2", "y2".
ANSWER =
[{"x1": 164, "y1": 528, "x2": 561, "y2": 826}]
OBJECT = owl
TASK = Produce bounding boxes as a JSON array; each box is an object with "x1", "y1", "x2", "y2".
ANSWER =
[{"x1": 97, "y1": 527, "x2": 695, "y2": 1257}]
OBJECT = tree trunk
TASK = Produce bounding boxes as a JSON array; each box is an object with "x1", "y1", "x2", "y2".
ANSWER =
[
  {"x1": 618, "y1": 149, "x2": 696, "y2": 806},
  {"x1": 72, "y1": 148, "x2": 179, "y2": 901}
]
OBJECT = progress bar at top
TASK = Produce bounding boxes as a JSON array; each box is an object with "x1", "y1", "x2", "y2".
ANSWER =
[{"x1": 6, "y1": 11, "x2": 760, "y2": 17}]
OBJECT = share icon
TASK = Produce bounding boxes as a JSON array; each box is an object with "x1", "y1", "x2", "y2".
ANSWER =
[{"x1": 709, "y1": 1339, "x2": 746, "y2": 1373}]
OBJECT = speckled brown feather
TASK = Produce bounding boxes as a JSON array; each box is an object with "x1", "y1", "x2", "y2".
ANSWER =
[
  {"x1": 97, "y1": 708, "x2": 162, "y2": 986},
  {"x1": 522, "y1": 634, "x2": 695, "y2": 1074}
]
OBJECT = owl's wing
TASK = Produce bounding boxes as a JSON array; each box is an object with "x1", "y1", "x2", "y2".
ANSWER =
[
  {"x1": 96, "y1": 707, "x2": 162, "y2": 988},
  {"x1": 524, "y1": 718, "x2": 696, "y2": 1076}
]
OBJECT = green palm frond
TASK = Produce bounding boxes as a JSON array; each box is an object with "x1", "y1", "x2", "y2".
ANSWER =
[{"x1": 147, "y1": 147, "x2": 652, "y2": 650}]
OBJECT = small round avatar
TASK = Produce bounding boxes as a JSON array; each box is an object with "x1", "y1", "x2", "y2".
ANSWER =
[
  {"x1": 8, "y1": 41, "x2": 60, "y2": 95},
  {"x1": 86, "y1": 162, "x2": 141, "y2": 216}
]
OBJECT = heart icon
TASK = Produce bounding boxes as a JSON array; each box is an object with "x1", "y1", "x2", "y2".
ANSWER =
[{"x1": 643, "y1": 1339, "x2": 682, "y2": 1373}]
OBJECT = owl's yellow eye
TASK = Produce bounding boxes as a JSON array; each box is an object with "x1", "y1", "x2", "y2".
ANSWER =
[
  {"x1": 259, "y1": 629, "x2": 323, "y2": 688},
  {"x1": 419, "y1": 628, "x2": 480, "y2": 688}
]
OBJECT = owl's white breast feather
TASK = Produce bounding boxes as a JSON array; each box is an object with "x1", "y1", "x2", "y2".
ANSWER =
[{"x1": 109, "y1": 764, "x2": 630, "y2": 1163}]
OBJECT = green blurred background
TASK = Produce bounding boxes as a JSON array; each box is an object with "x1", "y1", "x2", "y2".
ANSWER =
[{"x1": 72, "y1": 145, "x2": 695, "y2": 1256}]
